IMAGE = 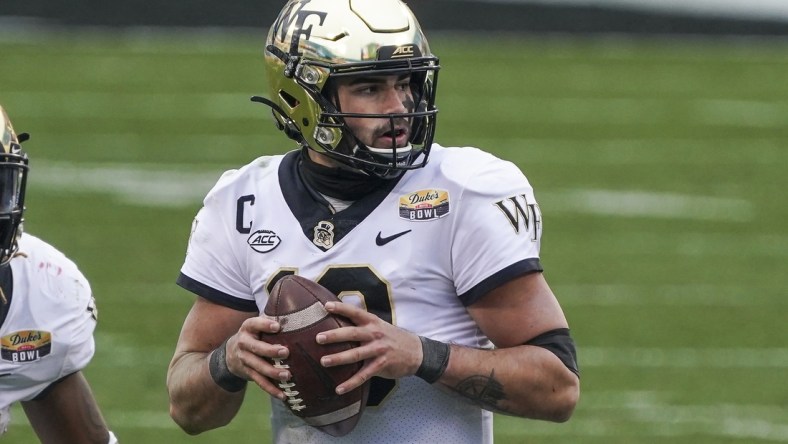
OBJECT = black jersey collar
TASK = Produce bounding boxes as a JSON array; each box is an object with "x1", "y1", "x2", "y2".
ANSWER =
[{"x1": 278, "y1": 150, "x2": 403, "y2": 251}]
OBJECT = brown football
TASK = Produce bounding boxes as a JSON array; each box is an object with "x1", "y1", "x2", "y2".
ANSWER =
[{"x1": 260, "y1": 274, "x2": 369, "y2": 437}]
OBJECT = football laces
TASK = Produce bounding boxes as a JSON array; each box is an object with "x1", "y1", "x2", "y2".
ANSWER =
[{"x1": 273, "y1": 358, "x2": 306, "y2": 411}]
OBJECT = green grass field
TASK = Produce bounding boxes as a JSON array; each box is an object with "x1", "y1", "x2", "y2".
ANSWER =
[{"x1": 1, "y1": 28, "x2": 787, "y2": 443}]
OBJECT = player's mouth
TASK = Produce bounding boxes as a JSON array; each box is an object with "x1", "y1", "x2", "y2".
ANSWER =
[{"x1": 376, "y1": 127, "x2": 409, "y2": 148}]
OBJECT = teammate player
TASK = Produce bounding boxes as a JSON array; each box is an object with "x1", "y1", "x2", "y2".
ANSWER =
[
  {"x1": 167, "y1": 0, "x2": 580, "y2": 442},
  {"x1": 0, "y1": 105, "x2": 118, "y2": 443}
]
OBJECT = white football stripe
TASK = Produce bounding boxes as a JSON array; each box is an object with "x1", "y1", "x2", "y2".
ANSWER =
[
  {"x1": 265, "y1": 301, "x2": 328, "y2": 332},
  {"x1": 303, "y1": 400, "x2": 362, "y2": 427}
]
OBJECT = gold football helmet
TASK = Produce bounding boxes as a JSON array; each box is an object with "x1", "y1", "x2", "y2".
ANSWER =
[
  {"x1": 0, "y1": 105, "x2": 29, "y2": 265},
  {"x1": 259, "y1": 0, "x2": 440, "y2": 178}
]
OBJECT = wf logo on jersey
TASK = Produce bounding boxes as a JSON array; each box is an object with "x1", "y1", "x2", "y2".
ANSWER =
[
  {"x1": 398, "y1": 189, "x2": 450, "y2": 221},
  {"x1": 248, "y1": 229, "x2": 282, "y2": 253},
  {"x1": 494, "y1": 194, "x2": 541, "y2": 241},
  {"x1": 1, "y1": 330, "x2": 52, "y2": 363}
]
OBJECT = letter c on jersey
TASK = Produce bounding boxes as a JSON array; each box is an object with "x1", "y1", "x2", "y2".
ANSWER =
[{"x1": 236, "y1": 195, "x2": 255, "y2": 234}]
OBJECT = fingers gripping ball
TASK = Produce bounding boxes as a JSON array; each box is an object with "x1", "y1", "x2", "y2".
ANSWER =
[{"x1": 260, "y1": 275, "x2": 369, "y2": 437}]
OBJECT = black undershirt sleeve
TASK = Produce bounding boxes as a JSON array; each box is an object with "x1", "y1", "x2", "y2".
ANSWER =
[{"x1": 525, "y1": 328, "x2": 580, "y2": 376}]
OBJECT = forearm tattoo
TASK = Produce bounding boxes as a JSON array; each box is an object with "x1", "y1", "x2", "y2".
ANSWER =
[{"x1": 453, "y1": 369, "x2": 508, "y2": 413}]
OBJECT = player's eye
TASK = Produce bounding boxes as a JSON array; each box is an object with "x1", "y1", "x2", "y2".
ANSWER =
[{"x1": 353, "y1": 85, "x2": 377, "y2": 95}]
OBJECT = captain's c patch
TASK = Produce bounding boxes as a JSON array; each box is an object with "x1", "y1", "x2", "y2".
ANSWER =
[{"x1": 1, "y1": 330, "x2": 52, "y2": 363}]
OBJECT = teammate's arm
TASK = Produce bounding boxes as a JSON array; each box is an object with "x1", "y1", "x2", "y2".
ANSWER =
[
  {"x1": 21, "y1": 371, "x2": 113, "y2": 444},
  {"x1": 167, "y1": 297, "x2": 288, "y2": 434}
]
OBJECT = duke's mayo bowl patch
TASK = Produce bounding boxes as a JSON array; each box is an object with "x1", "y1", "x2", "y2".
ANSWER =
[
  {"x1": 1, "y1": 331, "x2": 52, "y2": 363},
  {"x1": 399, "y1": 189, "x2": 450, "y2": 221}
]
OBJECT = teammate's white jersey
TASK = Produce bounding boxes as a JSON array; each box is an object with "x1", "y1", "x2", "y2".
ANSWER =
[
  {"x1": 0, "y1": 233, "x2": 97, "y2": 435},
  {"x1": 179, "y1": 144, "x2": 544, "y2": 444}
]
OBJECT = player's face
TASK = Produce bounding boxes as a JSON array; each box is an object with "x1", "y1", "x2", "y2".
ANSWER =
[{"x1": 333, "y1": 74, "x2": 414, "y2": 149}]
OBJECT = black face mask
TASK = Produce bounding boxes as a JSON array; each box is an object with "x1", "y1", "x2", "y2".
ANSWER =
[{"x1": 298, "y1": 150, "x2": 390, "y2": 201}]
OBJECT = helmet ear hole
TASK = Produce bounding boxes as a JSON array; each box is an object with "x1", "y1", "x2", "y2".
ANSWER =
[
  {"x1": 274, "y1": 91, "x2": 306, "y2": 142},
  {"x1": 279, "y1": 91, "x2": 300, "y2": 109}
]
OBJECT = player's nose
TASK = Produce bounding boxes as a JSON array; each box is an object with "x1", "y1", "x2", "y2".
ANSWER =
[{"x1": 383, "y1": 87, "x2": 408, "y2": 114}]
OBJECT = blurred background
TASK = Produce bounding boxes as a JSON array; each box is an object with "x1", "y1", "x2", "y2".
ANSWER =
[{"x1": 1, "y1": 1, "x2": 786, "y2": 443}]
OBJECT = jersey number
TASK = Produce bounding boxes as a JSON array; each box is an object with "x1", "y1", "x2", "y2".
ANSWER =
[{"x1": 266, "y1": 266, "x2": 396, "y2": 407}]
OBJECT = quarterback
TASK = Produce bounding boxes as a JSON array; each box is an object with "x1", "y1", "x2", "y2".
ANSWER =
[
  {"x1": 168, "y1": 0, "x2": 579, "y2": 443},
  {"x1": 0, "y1": 105, "x2": 117, "y2": 443}
]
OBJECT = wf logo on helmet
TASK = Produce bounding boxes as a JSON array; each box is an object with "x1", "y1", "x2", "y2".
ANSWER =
[
  {"x1": 1, "y1": 330, "x2": 52, "y2": 363},
  {"x1": 399, "y1": 189, "x2": 450, "y2": 221},
  {"x1": 272, "y1": 0, "x2": 327, "y2": 55}
]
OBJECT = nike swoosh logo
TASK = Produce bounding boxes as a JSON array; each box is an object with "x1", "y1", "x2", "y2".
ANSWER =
[{"x1": 376, "y1": 230, "x2": 412, "y2": 246}]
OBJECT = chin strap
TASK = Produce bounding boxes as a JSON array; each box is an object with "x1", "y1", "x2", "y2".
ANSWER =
[{"x1": 250, "y1": 96, "x2": 305, "y2": 145}]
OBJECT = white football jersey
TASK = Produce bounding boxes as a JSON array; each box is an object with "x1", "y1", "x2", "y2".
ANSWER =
[
  {"x1": 0, "y1": 233, "x2": 97, "y2": 435},
  {"x1": 179, "y1": 144, "x2": 544, "y2": 444}
]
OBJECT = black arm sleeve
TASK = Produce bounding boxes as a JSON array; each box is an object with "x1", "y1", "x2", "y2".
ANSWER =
[{"x1": 525, "y1": 328, "x2": 579, "y2": 376}]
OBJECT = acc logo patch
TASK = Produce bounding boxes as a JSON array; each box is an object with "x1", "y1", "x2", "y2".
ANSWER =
[
  {"x1": 379, "y1": 44, "x2": 423, "y2": 60},
  {"x1": 1, "y1": 330, "x2": 52, "y2": 363},
  {"x1": 399, "y1": 189, "x2": 450, "y2": 221},
  {"x1": 248, "y1": 229, "x2": 282, "y2": 253}
]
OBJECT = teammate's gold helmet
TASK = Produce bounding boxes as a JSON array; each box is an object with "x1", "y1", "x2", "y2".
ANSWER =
[
  {"x1": 262, "y1": 0, "x2": 440, "y2": 178},
  {"x1": 0, "y1": 105, "x2": 29, "y2": 265}
]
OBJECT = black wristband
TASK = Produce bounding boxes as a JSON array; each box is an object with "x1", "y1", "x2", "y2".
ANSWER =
[
  {"x1": 208, "y1": 338, "x2": 247, "y2": 393},
  {"x1": 416, "y1": 336, "x2": 451, "y2": 384}
]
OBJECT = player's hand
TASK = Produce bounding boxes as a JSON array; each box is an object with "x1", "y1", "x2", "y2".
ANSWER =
[
  {"x1": 225, "y1": 317, "x2": 290, "y2": 399},
  {"x1": 317, "y1": 301, "x2": 423, "y2": 395}
]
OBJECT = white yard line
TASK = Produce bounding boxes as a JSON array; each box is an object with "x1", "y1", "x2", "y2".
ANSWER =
[
  {"x1": 516, "y1": 414, "x2": 788, "y2": 441},
  {"x1": 31, "y1": 161, "x2": 218, "y2": 207},
  {"x1": 514, "y1": 391, "x2": 788, "y2": 441},
  {"x1": 474, "y1": 0, "x2": 788, "y2": 22},
  {"x1": 32, "y1": 161, "x2": 757, "y2": 224},
  {"x1": 554, "y1": 283, "x2": 779, "y2": 306},
  {"x1": 582, "y1": 347, "x2": 788, "y2": 368},
  {"x1": 541, "y1": 188, "x2": 753, "y2": 222}
]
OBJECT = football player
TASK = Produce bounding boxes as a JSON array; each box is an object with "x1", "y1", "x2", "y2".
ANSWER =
[
  {"x1": 0, "y1": 105, "x2": 118, "y2": 443},
  {"x1": 167, "y1": 0, "x2": 580, "y2": 442}
]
